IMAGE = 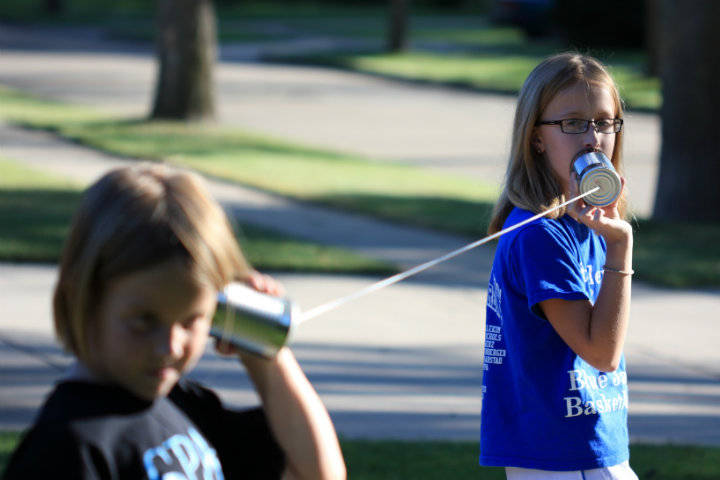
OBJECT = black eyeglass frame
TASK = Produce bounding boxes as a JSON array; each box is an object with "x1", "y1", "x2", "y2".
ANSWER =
[{"x1": 535, "y1": 118, "x2": 624, "y2": 134}]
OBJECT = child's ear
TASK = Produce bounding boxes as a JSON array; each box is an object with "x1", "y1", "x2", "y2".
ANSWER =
[{"x1": 532, "y1": 132, "x2": 545, "y2": 154}]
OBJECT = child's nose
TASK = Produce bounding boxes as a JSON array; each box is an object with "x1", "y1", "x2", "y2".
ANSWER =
[
  {"x1": 155, "y1": 323, "x2": 186, "y2": 359},
  {"x1": 583, "y1": 124, "x2": 601, "y2": 149}
]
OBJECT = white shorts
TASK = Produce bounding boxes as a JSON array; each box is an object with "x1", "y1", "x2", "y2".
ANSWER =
[{"x1": 505, "y1": 461, "x2": 638, "y2": 480}]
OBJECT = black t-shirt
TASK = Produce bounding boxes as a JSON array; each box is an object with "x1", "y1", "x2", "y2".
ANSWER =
[{"x1": 3, "y1": 380, "x2": 285, "y2": 479}]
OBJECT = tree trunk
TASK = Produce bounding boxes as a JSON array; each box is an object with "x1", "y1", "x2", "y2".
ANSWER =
[
  {"x1": 644, "y1": 0, "x2": 660, "y2": 75},
  {"x1": 44, "y1": 0, "x2": 64, "y2": 14},
  {"x1": 387, "y1": 0, "x2": 409, "y2": 52},
  {"x1": 652, "y1": 0, "x2": 720, "y2": 221},
  {"x1": 151, "y1": 0, "x2": 217, "y2": 121}
]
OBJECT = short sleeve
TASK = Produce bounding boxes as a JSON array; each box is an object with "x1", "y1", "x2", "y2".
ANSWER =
[
  {"x1": 170, "y1": 380, "x2": 285, "y2": 479},
  {"x1": 510, "y1": 223, "x2": 590, "y2": 313}
]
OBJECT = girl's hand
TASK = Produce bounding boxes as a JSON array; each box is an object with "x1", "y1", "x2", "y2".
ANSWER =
[
  {"x1": 245, "y1": 269, "x2": 285, "y2": 297},
  {"x1": 567, "y1": 173, "x2": 632, "y2": 246},
  {"x1": 215, "y1": 272, "x2": 346, "y2": 479}
]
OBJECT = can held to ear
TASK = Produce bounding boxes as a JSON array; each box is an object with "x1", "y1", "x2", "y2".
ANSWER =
[
  {"x1": 210, "y1": 283, "x2": 298, "y2": 358},
  {"x1": 572, "y1": 149, "x2": 622, "y2": 207}
]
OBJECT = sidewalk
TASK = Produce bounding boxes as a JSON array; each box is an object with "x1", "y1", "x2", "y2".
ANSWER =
[
  {"x1": 3, "y1": 263, "x2": 720, "y2": 445},
  {"x1": 1, "y1": 25, "x2": 719, "y2": 445}
]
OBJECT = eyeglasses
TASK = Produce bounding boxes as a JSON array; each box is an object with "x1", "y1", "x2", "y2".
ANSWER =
[{"x1": 536, "y1": 118, "x2": 623, "y2": 134}]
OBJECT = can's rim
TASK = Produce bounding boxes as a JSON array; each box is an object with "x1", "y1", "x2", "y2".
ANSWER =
[
  {"x1": 571, "y1": 147, "x2": 603, "y2": 163},
  {"x1": 579, "y1": 167, "x2": 622, "y2": 207}
]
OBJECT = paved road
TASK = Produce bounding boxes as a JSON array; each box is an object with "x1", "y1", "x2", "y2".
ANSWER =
[{"x1": 1, "y1": 25, "x2": 719, "y2": 446}]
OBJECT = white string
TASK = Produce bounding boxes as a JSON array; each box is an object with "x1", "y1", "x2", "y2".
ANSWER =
[{"x1": 298, "y1": 187, "x2": 599, "y2": 324}]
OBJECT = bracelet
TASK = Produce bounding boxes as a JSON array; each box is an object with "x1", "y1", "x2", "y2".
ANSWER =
[{"x1": 603, "y1": 265, "x2": 634, "y2": 276}]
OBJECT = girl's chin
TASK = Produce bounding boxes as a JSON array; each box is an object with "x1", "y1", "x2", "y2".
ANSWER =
[{"x1": 131, "y1": 370, "x2": 181, "y2": 400}]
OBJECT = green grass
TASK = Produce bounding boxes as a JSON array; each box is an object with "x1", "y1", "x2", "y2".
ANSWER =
[
  {"x1": 0, "y1": 158, "x2": 80, "y2": 262},
  {"x1": 237, "y1": 224, "x2": 394, "y2": 275},
  {"x1": 0, "y1": 0, "x2": 392, "y2": 42},
  {"x1": 0, "y1": 432, "x2": 21, "y2": 475},
  {"x1": 1, "y1": 86, "x2": 717, "y2": 288},
  {"x1": 342, "y1": 439, "x2": 504, "y2": 479},
  {"x1": 632, "y1": 219, "x2": 720, "y2": 288},
  {"x1": 0, "y1": 157, "x2": 394, "y2": 275},
  {"x1": 2, "y1": 430, "x2": 719, "y2": 478},
  {"x1": 342, "y1": 441, "x2": 720, "y2": 479},
  {"x1": 0, "y1": 0, "x2": 391, "y2": 22},
  {"x1": 273, "y1": 50, "x2": 660, "y2": 112}
]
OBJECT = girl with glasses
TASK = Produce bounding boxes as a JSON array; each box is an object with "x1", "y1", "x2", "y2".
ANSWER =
[{"x1": 479, "y1": 53, "x2": 637, "y2": 479}]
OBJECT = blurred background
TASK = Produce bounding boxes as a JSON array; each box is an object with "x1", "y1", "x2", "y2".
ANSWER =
[
  {"x1": 1, "y1": 0, "x2": 717, "y2": 285},
  {"x1": 1, "y1": 1, "x2": 720, "y2": 478}
]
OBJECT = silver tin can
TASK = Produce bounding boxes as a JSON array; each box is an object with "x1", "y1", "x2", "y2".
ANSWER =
[
  {"x1": 571, "y1": 149, "x2": 622, "y2": 207},
  {"x1": 210, "y1": 283, "x2": 298, "y2": 358}
]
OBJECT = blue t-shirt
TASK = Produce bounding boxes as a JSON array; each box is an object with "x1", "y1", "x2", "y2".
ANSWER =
[{"x1": 479, "y1": 208, "x2": 629, "y2": 471}]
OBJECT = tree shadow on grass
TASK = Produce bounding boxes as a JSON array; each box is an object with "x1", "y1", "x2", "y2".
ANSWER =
[
  {"x1": 314, "y1": 194, "x2": 495, "y2": 239},
  {"x1": 0, "y1": 188, "x2": 81, "y2": 263}
]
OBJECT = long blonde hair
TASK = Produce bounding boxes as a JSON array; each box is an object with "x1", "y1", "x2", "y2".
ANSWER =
[
  {"x1": 488, "y1": 53, "x2": 626, "y2": 234},
  {"x1": 53, "y1": 163, "x2": 250, "y2": 363}
]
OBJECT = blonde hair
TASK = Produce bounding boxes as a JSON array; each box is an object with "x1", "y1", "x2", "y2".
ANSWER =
[
  {"x1": 53, "y1": 163, "x2": 250, "y2": 362},
  {"x1": 488, "y1": 53, "x2": 626, "y2": 234}
]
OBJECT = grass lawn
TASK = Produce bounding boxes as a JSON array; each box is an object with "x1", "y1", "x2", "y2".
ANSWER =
[
  {"x1": 0, "y1": 157, "x2": 394, "y2": 275},
  {"x1": 341, "y1": 440, "x2": 720, "y2": 479},
  {"x1": 631, "y1": 218, "x2": 720, "y2": 289},
  {"x1": 218, "y1": 8, "x2": 660, "y2": 112},
  {"x1": 1, "y1": 86, "x2": 718, "y2": 288},
  {"x1": 2, "y1": 430, "x2": 719, "y2": 478},
  {"x1": 279, "y1": 50, "x2": 660, "y2": 112}
]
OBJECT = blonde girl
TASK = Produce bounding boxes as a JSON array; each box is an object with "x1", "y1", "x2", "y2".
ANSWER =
[
  {"x1": 5, "y1": 163, "x2": 346, "y2": 480},
  {"x1": 479, "y1": 53, "x2": 637, "y2": 480}
]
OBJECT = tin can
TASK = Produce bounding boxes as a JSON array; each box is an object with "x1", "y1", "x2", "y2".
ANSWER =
[
  {"x1": 571, "y1": 149, "x2": 622, "y2": 207},
  {"x1": 210, "y1": 283, "x2": 298, "y2": 358}
]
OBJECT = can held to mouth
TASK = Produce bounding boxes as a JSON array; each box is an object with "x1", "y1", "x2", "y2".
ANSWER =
[
  {"x1": 572, "y1": 149, "x2": 622, "y2": 207},
  {"x1": 210, "y1": 283, "x2": 298, "y2": 358}
]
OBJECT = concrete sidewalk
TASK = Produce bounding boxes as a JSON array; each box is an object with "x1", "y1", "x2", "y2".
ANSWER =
[{"x1": 3, "y1": 262, "x2": 720, "y2": 445}]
